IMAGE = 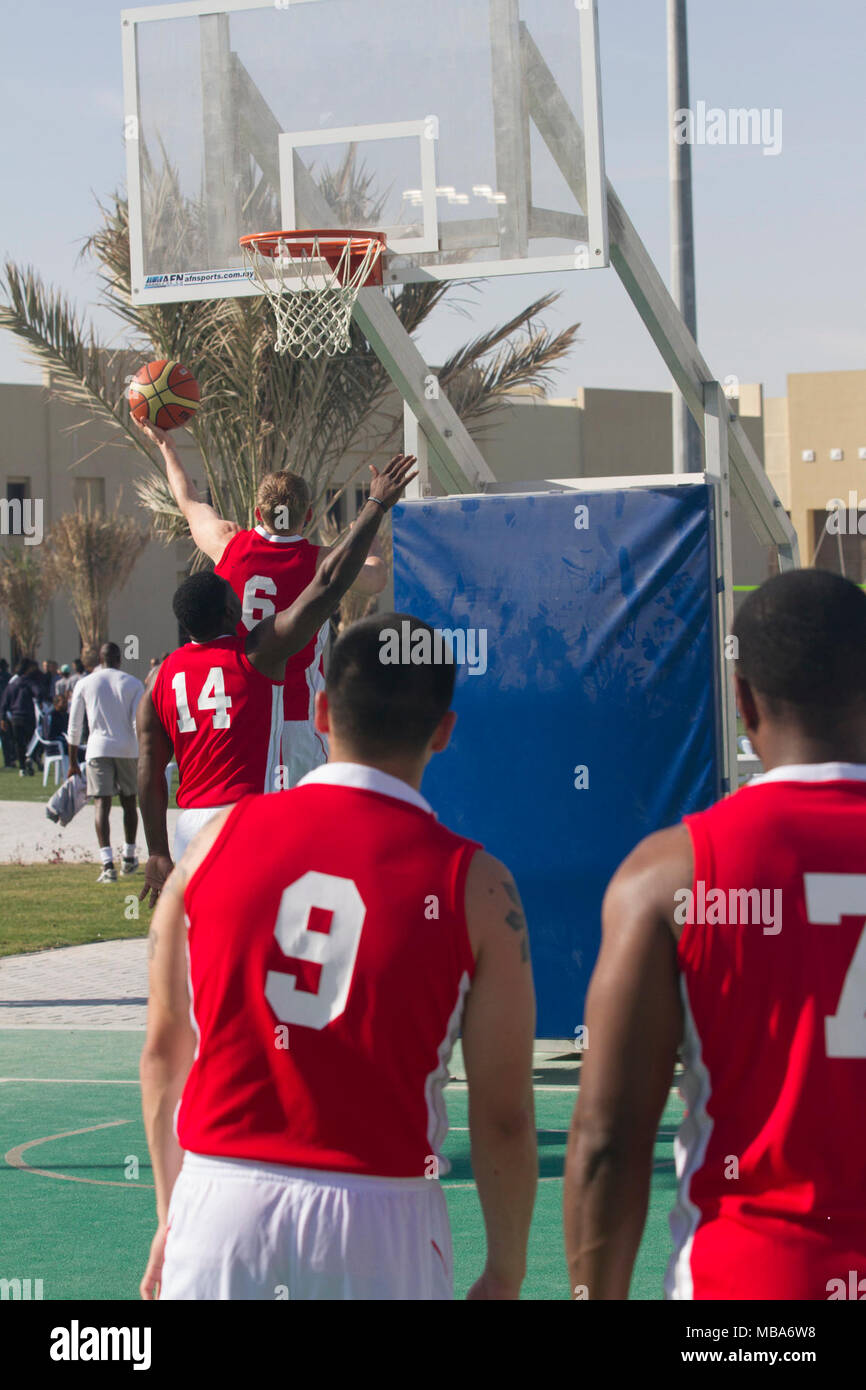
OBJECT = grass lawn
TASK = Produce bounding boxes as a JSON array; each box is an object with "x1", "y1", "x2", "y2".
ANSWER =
[
  {"x1": 0, "y1": 864, "x2": 149, "y2": 957},
  {"x1": 0, "y1": 764, "x2": 67, "y2": 803},
  {"x1": 0, "y1": 764, "x2": 179, "y2": 807}
]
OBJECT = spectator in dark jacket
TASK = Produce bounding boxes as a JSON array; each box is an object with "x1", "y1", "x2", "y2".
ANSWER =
[
  {"x1": 0, "y1": 660, "x2": 41, "y2": 775},
  {"x1": 0, "y1": 659, "x2": 12, "y2": 767}
]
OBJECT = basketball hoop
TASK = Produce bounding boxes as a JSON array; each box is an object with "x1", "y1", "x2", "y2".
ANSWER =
[{"x1": 239, "y1": 230, "x2": 387, "y2": 360}]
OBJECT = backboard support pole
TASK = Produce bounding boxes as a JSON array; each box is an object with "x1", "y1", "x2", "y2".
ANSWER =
[
  {"x1": 353, "y1": 288, "x2": 495, "y2": 497},
  {"x1": 403, "y1": 403, "x2": 432, "y2": 500},
  {"x1": 704, "y1": 381, "x2": 738, "y2": 795},
  {"x1": 519, "y1": 24, "x2": 798, "y2": 565},
  {"x1": 200, "y1": 14, "x2": 241, "y2": 270},
  {"x1": 490, "y1": 0, "x2": 531, "y2": 259}
]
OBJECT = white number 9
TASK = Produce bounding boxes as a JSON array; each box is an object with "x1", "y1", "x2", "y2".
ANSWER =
[{"x1": 265, "y1": 871, "x2": 366, "y2": 1031}]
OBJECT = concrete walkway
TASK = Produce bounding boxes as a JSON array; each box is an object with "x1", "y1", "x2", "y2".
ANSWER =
[
  {"x1": 0, "y1": 938, "x2": 149, "y2": 1029},
  {"x1": 0, "y1": 801, "x2": 179, "y2": 865}
]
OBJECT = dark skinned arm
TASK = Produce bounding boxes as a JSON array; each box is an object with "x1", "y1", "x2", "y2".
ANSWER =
[
  {"x1": 136, "y1": 689, "x2": 176, "y2": 907},
  {"x1": 246, "y1": 454, "x2": 417, "y2": 680},
  {"x1": 563, "y1": 825, "x2": 691, "y2": 1299}
]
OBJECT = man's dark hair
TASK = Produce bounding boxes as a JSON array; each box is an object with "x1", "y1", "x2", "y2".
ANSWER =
[
  {"x1": 173, "y1": 572, "x2": 233, "y2": 642},
  {"x1": 326, "y1": 613, "x2": 456, "y2": 758},
  {"x1": 73, "y1": 659, "x2": 84, "y2": 674},
  {"x1": 0, "y1": 659, "x2": 8, "y2": 671},
  {"x1": 100, "y1": 642, "x2": 121, "y2": 666},
  {"x1": 733, "y1": 570, "x2": 866, "y2": 729}
]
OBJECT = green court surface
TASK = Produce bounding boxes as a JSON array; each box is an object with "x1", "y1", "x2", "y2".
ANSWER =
[{"x1": 0, "y1": 1031, "x2": 681, "y2": 1301}]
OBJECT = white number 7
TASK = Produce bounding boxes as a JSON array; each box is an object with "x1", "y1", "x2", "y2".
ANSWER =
[{"x1": 804, "y1": 873, "x2": 866, "y2": 1058}]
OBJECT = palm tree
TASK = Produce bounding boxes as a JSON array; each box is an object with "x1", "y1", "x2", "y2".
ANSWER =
[
  {"x1": 0, "y1": 546, "x2": 57, "y2": 658},
  {"x1": 0, "y1": 149, "x2": 580, "y2": 559},
  {"x1": 47, "y1": 504, "x2": 150, "y2": 651}
]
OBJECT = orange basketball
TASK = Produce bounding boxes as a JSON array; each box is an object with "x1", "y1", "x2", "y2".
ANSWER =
[{"x1": 128, "y1": 359, "x2": 201, "y2": 430}]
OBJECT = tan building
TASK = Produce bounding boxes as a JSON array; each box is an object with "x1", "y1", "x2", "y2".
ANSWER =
[
  {"x1": 4, "y1": 367, "x2": 854, "y2": 667},
  {"x1": 764, "y1": 369, "x2": 866, "y2": 579}
]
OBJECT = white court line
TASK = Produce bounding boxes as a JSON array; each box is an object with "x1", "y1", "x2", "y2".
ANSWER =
[
  {"x1": 446, "y1": 1177, "x2": 561, "y2": 1189},
  {"x1": 0, "y1": 1078, "x2": 140, "y2": 1085},
  {"x1": 449, "y1": 1126, "x2": 569, "y2": 1133},
  {"x1": 4, "y1": 1119, "x2": 153, "y2": 1189}
]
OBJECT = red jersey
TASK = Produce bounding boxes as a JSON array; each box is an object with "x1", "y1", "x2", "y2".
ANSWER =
[
  {"x1": 670, "y1": 763, "x2": 866, "y2": 1300},
  {"x1": 176, "y1": 763, "x2": 481, "y2": 1177},
  {"x1": 215, "y1": 527, "x2": 327, "y2": 722},
  {"x1": 151, "y1": 637, "x2": 283, "y2": 809}
]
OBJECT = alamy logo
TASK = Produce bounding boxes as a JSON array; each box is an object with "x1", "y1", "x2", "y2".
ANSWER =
[
  {"x1": 674, "y1": 102, "x2": 783, "y2": 157},
  {"x1": 673, "y1": 882, "x2": 782, "y2": 935},
  {"x1": 49, "y1": 1321, "x2": 152, "y2": 1371},
  {"x1": 0, "y1": 497, "x2": 43, "y2": 545},
  {"x1": 379, "y1": 620, "x2": 488, "y2": 676},
  {"x1": 0, "y1": 1277, "x2": 43, "y2": 1299}
]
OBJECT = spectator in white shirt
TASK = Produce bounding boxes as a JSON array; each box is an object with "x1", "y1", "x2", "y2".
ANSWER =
[{"x1": 68, "y1": 642, "x2": 145, "y2": 884}]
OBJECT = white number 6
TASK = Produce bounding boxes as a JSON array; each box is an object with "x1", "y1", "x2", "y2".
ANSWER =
[{"x1": 265, "y1": 871, "x2": 366, "y2": 1031}]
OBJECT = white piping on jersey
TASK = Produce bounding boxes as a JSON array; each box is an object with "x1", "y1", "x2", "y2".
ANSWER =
[
  {"x1": 254, "y1": 525, "x2": 304, "y2": 545},
  {"x1": 746, "y1": 761, "x2": 866, "y2": 786},
  {"x1": 665, "y1": 976, "x2": 714, "y2": 1301},
  {"x1": 174, "y1": 927, "x2": 202, "y2": 1144},
  {"x1": 297, "y1": 761, "x2": 435, "y2": 816},
  {"x1": 303, "y1": 618, "x2": 330, "y2": 755},
  {"x1": 264, "y1": 684, "x2": 284, "y2": 794},
  {"x1": 424, "y1": 971, "x2": 472, "y2": 1177},
  {"x1": 190, "y1": 634, "x2": 235, "y2": 645}
]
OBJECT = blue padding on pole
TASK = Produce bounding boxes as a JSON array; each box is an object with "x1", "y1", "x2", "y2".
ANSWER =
[{"x1": 393, "y1": 486, "x2": 719, "y2": 1037}]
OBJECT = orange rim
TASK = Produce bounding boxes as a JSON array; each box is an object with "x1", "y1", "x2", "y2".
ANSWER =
[{"x1": 239, "y1": 229, "x2": 386, "y2": 286}]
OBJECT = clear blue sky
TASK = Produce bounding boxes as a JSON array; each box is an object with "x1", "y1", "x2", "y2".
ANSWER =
[{"x1": 1, "y1": 0, "x2": 863, "y2": 399}]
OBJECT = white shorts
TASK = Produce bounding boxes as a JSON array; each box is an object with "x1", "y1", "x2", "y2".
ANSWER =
[
  {"x1": 281, "y1": 719, "x2": 327, "y2": 789},
  {"x1": 173, "y1": 805, "x2": 234, "y2": 864},
  {"x1": 160, "y1": 1153, "x2": 454, "y2": 1301}
]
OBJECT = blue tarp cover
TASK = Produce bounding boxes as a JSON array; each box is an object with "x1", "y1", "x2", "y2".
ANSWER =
[{"x1": 393, "y1": 486, "x2": 719, "y2": 1035}]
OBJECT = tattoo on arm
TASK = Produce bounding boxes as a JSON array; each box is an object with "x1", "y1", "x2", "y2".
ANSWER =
[{"x1": 502, "y1": 879, "x2": 530, "y2": 963}]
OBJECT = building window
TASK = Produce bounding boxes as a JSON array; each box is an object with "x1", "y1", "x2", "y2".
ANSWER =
[
  {"x1": 324, "y1": 489, "x2": 345, "y2": 528},
  {"x1": 72, "y1": 477, "x2": 106, "y2": 512},
  {"x1": 812, "y1": 509, "x2": 866, "y2": 583},
  {"x1": 801, "y1": 450, "x2": 815, "y2": 463}
]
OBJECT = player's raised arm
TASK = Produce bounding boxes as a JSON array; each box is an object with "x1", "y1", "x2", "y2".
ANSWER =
[
  {"x1": 563, "y1": 826, "x2": 688, "y2": 1300},
  {"x1": 246, "y1": 454, "x2": 417, "y2": 680},
  {"x1": 132, "y1": 416, "x2": 239, "y2": 565},
  {"x1": 136, "y1": 689, "x2": 175, "y2": 907},
  {"x1": 461, "y1": 852, "x2": 537, "y2": 1300},
  {"x1": 316, "y1": 532, "x2": 388, "y2": 596}
]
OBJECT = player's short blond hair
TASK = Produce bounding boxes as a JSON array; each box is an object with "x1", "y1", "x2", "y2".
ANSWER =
[{"x1": 256, "y1": 471, "x2": 311, "y2": 534}]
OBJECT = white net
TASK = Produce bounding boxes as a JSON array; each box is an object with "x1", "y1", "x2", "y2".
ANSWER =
[{"x1": 241, "y1": 234, "x2": 385, "y2": 360}]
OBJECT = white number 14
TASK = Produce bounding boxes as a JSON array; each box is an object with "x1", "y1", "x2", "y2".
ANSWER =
[{"x1": 171, "y1": 667, "x2": 233, "y2": 733}]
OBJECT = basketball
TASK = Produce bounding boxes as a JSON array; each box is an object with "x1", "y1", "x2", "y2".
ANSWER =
[{"x1": 128, "y1": 359, "x2": 200, "y2": 430}]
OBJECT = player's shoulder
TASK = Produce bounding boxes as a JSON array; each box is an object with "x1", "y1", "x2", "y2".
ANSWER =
[{"x1": 214, "y1": 525, "x2": 252, "y2": 568}]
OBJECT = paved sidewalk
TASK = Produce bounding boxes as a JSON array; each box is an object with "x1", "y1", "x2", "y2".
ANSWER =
[
  {"x1": 0, "y1": 801, "x2": 180, "y2": 865},
  {"x1": 0, "y1": 938, "x2": 149, "y2": 1029}
]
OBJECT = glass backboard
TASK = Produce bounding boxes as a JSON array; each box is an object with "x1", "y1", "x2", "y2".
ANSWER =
[{"x1": 122, "y1": 0, "x2": 608, "y2": 304}]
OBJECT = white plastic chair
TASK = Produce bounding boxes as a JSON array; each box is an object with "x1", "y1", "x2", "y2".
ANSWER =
[{"x1": 43, "y1": 743, "x2": 69, "y2": 787}]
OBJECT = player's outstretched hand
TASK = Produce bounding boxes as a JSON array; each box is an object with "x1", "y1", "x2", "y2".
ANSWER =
[
  {"x1": 140, "y1": 853, "x2": 175, "y2": 908},
  {"x1": 130, "y1": 413, "x2": 171, "y2": 449},
  {"x1": 140, "y1": 1222, "x2": 168, "y2": 1300},
  {"x1": 367, "y1": 454, "x2": 418, "y2": 510}
]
